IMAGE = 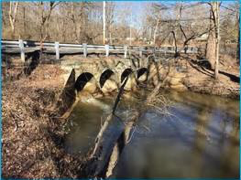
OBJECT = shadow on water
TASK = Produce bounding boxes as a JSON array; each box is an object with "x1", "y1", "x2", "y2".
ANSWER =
[{"x1": 64, "y1": 90, "x2": 239, "y2": 178}]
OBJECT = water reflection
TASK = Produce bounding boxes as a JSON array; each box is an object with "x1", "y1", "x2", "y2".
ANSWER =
[{"x1": 65, "y1": 90, "x2": 239, "y2": 178}]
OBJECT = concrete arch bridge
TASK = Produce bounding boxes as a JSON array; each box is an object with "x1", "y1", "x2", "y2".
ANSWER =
[{"x1": 61, "y1": 57, "x2": 160, "y2": 95}]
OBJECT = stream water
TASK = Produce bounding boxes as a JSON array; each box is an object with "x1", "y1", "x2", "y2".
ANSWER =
[{"x1": 64, "y1": 90, "x2": 239, "y2": 178}]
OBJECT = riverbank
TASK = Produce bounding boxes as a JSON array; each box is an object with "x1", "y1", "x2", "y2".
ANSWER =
[
  {"x1": 2, "y1": 63, "x2": 83, "y2": 178},
  {"x1": 162, "y1": 55, "x2": 240, "y2": 99}
]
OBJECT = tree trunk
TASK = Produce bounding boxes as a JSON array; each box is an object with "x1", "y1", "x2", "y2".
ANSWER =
[
  {"x1": 237, "y1": 13, "x2": 240, "y2": 64},
  {"x1": 206, "y1": 11, "x2": 216, "y2": 69},
  {"x1": 214, "y1": 2, "x2": 220, "y2": 79},
  {"x1": 206, "y1": 2, "x2": 220, "y2": 79},
  {"x1": 153, "y1": 18, "x2": 160, "y2": 45},
  {"x1": 103, "y1": 1, "x2": 106, "y2": 44},
  {"x1": 171, "y1": 31, "x2": 178, "y2": 57},
  {"x1": 9, "y1": 2, "x2": 19, "y2": 38}
]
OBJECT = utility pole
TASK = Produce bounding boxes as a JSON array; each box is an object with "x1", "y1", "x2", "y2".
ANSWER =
[{"x1": 103, "y1": 1, "x2": 106, "y2": 45}]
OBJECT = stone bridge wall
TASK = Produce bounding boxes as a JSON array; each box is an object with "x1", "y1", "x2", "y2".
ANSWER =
[{"x1": 61, "y1": 57, "x2": 151, "y2": 94}]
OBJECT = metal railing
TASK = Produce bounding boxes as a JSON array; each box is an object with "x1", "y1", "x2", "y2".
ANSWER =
[{"x1": 1, "y1": 39, "x2": 198, "y2": 62}]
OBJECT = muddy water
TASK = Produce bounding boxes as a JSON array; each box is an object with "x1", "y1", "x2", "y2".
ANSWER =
[{"x1": 64, "y1": 91, "x2": 239, "y2": 178}]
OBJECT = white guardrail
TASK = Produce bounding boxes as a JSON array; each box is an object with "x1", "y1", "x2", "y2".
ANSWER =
[{"x1": 1, "y1": 39, "x2": 198, "y2": 62}]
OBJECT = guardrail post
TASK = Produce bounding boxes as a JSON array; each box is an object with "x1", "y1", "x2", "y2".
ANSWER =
[
  {"x1": 83, "y1": 43, "x2": 87, "y2": 57},
  {"x1": 105, "y1": 44, "x2": 109, "y2": 57},
  {"x1": 129, "y1": 46, "x2": 132, "y2": 56},
  {"x1": 139, "y1": 47, "x2": 143, "y2": 57},
  {"x1": 55, "y1": 42, "x2": 60, "y2": 60},
  {"x1": 19, "y1": 39, "x2": 25, "y2": 62},
  {"x1": 124, "y1": 45, "x2": 128, "y2": 58},
  {"x1": 195, "y1": 48, "x2": 198, "y2": 54}
]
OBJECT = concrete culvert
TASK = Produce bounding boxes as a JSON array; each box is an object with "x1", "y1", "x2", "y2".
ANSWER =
[
  {"x1": 121, "y1": 68, "x2": 133, "y2": 83},
  {"x1": 100, "y1": 69, "x2": 118, "y2": 93},
  {"x1": 100, "y1": 69, "x2": 114, "y2": 88},
  {"x1": 75, "y1": 72, "x2": 97, "y2": 93},
  {"x1": 137, "y1": 68, "x2": 148, "y2": 82},
  {"x1": 121, "y1": 68, "x2": 136, "y2": 91}
]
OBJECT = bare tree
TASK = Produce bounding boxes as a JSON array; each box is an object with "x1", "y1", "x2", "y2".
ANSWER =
[
  {"x1": 214, "y1": 2, "x2": 220, "y2": 79},
  {"x1": 37, "y1": 2, "x2": 60, "y2": 43},
  {"x1": 206, "y1": 2, "x2": 220, "y2": 79},
  {"x1": 152, "y1": 3, "x2": 168, "y2": 45},
  {"x1": 106, "y1": 2, "x2": 115, "y2": 44},
  {"x1": 103, "y1": 1, "x2": 106, "y2": 44},
  {"x1": 2, "y1": 1, "x2": 238, "y2": 50},
  {"x1": 8, "y1": 2, "x2": 19, "y2": 38}
]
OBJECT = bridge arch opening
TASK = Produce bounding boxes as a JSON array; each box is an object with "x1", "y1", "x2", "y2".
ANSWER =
[
  {"x1": 99, "y1": 69, "x2": 114, "y2": 88},
  {"x1": 121, "y1": 68, "x2": 133, "y2": 83},
  {"x1": 137, "y1": 68, "x2": 148, "y2": 79},
  {"x1": 75, "y1": 72, "x2": 94, "y2": 92}
]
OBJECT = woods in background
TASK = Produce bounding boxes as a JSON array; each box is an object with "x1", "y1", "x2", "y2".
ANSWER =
[
  {"x1": 2, "y1": 1, "x2": 240, "y2": 73},
  {"x1": 3, "y1": 2, "x2": 122, "y2": 44}
]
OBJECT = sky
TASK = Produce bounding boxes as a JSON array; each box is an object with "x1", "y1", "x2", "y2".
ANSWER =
[{"x1": 114, "y1": 1, "x2": 238, "y2": 29}]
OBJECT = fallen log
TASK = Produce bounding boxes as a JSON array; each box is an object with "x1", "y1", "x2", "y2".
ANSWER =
[
  {"x1": 81, "y1": 77, "x2": 129, "y2": 177},
  {"x1": 80, "y1": 65, "x2": 170, "y2": 178},
  {"x1": 105, "y1": 77, "x2": 169, "y2": 178},
  {"x1": 105, "y1": 63, "x2": 173, "y2": 177},
  {"x1": 83, "y1": 113, "x2": 125, "y2": 177}
]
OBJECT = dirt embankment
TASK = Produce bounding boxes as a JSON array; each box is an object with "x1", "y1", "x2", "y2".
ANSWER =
[
  {"x1": 162, "y1": 55, "x2": 240, "y2": 99},
  {"x1": 2, "y1": 63, "x2": 83, "y2": 178},
  {"x1": 185, "y1": 56, "x2": 239, "y2": 99}
]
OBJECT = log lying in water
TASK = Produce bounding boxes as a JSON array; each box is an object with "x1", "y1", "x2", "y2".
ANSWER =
[
  {"x1": 105, "y1": 71, "x2": 173, "y2": 177},
  {"x1": 81, "y1": 77, "x2": 129, "y2": 178},
  {"x1": 81, "y1": 67, "x2": 168, "y2": 178},
  {"x1": 106, "y1": 111, "x2": 139, "y2": 177},
  {"x1": 83, "y1": 113, "x2": 125, "y2": 177}
]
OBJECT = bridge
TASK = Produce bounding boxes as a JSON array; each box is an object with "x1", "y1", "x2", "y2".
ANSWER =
[
  {"x1": 61, "y1": 57, "x2": 153, "y2": 95},
  {"x1": 2, "y1": 39, "x2": 190, "y2": 97}
]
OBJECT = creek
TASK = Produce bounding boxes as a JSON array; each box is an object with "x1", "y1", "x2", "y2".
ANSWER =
[{"x1": 64, "y1": 90, "x2": 239, "y2": 178}]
